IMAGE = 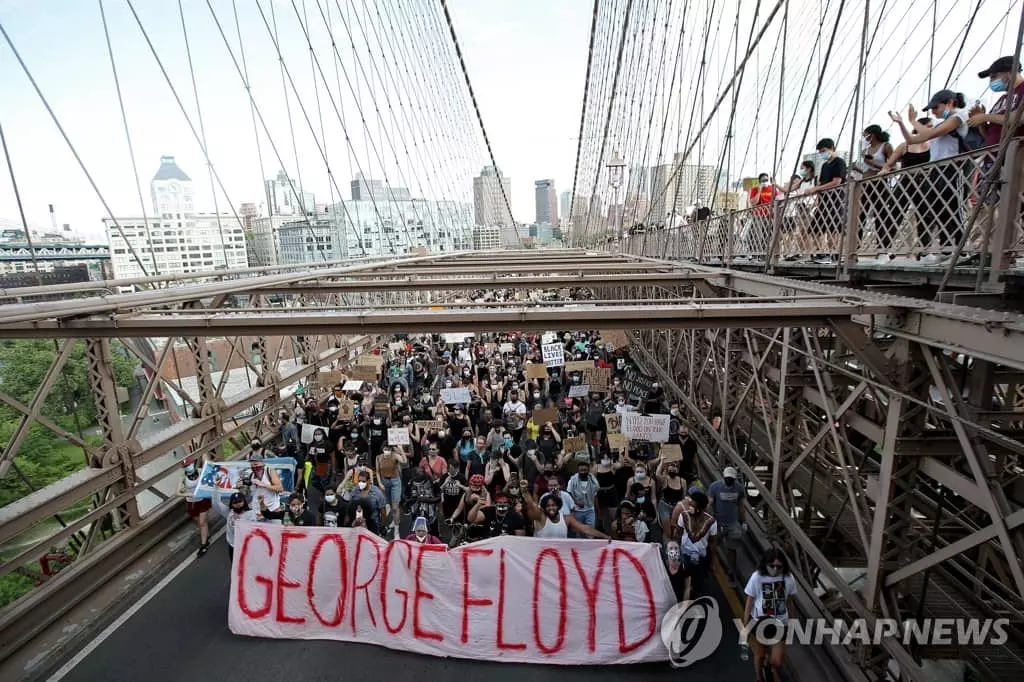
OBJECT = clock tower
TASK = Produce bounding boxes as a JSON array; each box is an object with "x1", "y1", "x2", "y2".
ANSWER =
[{"x1": 150, "y1": 155, "x2": 195, "y2": 217}]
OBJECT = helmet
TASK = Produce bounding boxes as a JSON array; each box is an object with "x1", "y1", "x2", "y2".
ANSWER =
[{"x1": 469, "y1": 474, "x2": 485, "y2": 487}]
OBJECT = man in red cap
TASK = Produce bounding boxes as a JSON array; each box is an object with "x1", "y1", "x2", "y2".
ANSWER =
[{"x1": 468, "y1": 489, "x2": 525, "y2": 537}]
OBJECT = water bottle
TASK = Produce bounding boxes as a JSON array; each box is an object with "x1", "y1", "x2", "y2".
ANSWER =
[{"x1": 739, "y1": 642, "x2": 750, "y2": 662}]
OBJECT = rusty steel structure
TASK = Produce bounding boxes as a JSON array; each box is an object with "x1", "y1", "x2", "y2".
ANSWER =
[{"x1": 0, "y1": 247, "x2": 1020, "y2": 682}]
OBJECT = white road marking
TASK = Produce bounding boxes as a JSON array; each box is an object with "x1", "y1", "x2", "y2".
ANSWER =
[{"x1": 47, "y1": 527, "x2": 226, "y2": 682}]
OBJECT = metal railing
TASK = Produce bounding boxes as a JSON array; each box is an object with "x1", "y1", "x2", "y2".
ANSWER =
[{"x1": 619, "y1": 140, "x2": 1023, "y2": 277}]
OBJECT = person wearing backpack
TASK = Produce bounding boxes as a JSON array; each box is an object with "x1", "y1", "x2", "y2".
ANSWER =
[{"x1": 889, "y1": 91, "x2": 973, "y2": 258}]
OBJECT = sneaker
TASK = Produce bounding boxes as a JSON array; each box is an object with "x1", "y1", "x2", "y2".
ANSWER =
[
  {"x1": 197, "y1": 543, "x2": 209, "y2": 558},
  {"x1": 875, "y1": 253, "x2": 893, "y2": 264},
  {"x1": 919, "y1": 253, "x2": 945, "y2": 265}
]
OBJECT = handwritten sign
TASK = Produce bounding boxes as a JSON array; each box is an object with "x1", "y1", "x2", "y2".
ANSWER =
[
  {"x1": 388, "y1": 427, "x2": 411, "y2": 446},
  {"x1": 542, "y1": 343, "x2": 565, "y2": 368},
  {"x1": 563, "y1": 435, "x2": 586, "y2": 453},
  {"x1": 622, "y1": 367, "x2": 655, "y2": 400},
  {"x1": 348, "y1": 365, "x2": 378, "y2": 383},
  {"x1": 607, "y1": 433, "x2": 629, "y2": 452},
  {"x1": 416, "y1": 420, "x2": 443, "y2": 432},
  {"x1": 358, "y1": 354, "x2": 385, "y2": 368},
  {"x1": 532, "y1": 407, "x2": 559, "y2": 426},
  {"x1": 338, "y1": 400, "x2": 355, "y2": 420},
  {"x1": 441, "y1": 388, "x2": 471, "y2": 404},
  {"x1": 658, "y1": 443, "x2": 682, "y2": 462},
  {"x1": 568, "y1": 384, "x2": 590, "y2": 398},
  {"x1": 499, "y1": 343, "x2": 514, "y2": 354},
  {"x1": 565, "y1": 360, "x2": 593, "y2": 373},
  {"x1": 389, "y1": 342, "x2": 406, "y2": 352},
  {"x1": 228, "y1": 524, "x2": 675, "y2": 664},
  {"x1": 583, "y1": 366, "x2": 611, "y2": 388},
  {"x1": 342, "y1": 380, "x2": 363, "y2": 392},
  {"x1": 525, "y1": 363, "x2": 549, "y2": 380},
  {"x1": 621, "y1": 413, "x2": 670, "y2": 443},
  {"x1": 604, "y1": 413, "x2": 622, "y2": 434},
  {"x1": 541, "y1": 332, "x2": 557, "y2": 345},
  {"x1": 443, "y1": 333, "x2": 473, "y2": 344}
]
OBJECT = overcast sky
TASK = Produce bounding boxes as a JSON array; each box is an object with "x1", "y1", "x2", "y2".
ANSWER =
[{"x1": 0, "y1": 0, "x2": 1019, "y2": 241}]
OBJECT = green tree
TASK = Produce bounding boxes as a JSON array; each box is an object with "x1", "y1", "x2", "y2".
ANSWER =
[{"x1": 0, "y1": 340, "x2": 137, "y2": 429}]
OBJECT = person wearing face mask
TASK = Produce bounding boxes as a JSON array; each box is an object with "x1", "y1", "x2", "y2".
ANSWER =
[
  {"x1": 348, "y1": 470, "x2": 385, "y2": 533},
  {"x1": 502, "y1": 390, "x2": 527, "y2": 442},
  {"x1": 468, "y1": 490, "x2": 525, "y2": 537},
  {"x1": 566, "y1": 461, "x2": 598, "y2": 535},
  {"x1": 593, "y1": 450, "x2": 620, "y2": 533},
  {"x1": 627, "y1": 481, "x2": 656, "y2": 534},
  {"x1": 178, "y1": 457, "x2": 211, "y2": 557},
  {"x1": 319, "y1": 485, "x2": 345, "y2": 527},
  {"x1": 614, "y1": 394, "x2": 633, "y2": 414},
  {"x1": 889, "y1": 92, "x2": 972, "y2": 256},
  {"x1": 375, "y1": 446, "x2": 408, "y2": 536},
  {"x1": 708, "y1": 466, "x2": 747, "y2": 582},
  {"x1": 285, "y1": 492, "x2": 316, "y2": 527},
  {"x1": 247, "y1": 453, "x2": 285, "y2": 521},
  {"x1": 307, "y1": 428, "x2": 333, "y2": 495},
  {"x1": 743, "y1": 548, "x2": 798, "y2": 682},
  {"x1": 671, "y1": 490, "x2": 717, "y2": 594},
  {"x1": 656, "y1": 458, "x2": 685, "y2": 534},
  {"x1": 800, "y1": 138, "x2": 848, "y2": 259},
  {"x1": 457, "y1": 428, "x2": 477, "y2": 464},
  {"x1": 211, "y1": 486, "x2": 258, "y2": 560},
  {"x1": 632, "y1": 462, "x2": 655, "y2": 504},
  {"x1": 663, "y1": 540, "x2": 692, "y2": 603},
  {"x1": 970, "y1": 56, "x2": 1024, "y2": 147},
  {"x1": 483, "y1": 446, "x2": 510, "y2": 497},
  {"x1": 406, "y1": 515, "x2": 443, "y2": 545}
]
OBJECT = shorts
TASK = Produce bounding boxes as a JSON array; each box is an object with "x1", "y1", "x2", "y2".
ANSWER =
[
  {"x1": 382, "y1": 477, "x2": 402, "y2": 505},
  {"x1": 186, "y1": 499, "x2": 211, "y2": 519},
  {"x1": 719, "y1": 523, "x2": 743, "y2": 549}
]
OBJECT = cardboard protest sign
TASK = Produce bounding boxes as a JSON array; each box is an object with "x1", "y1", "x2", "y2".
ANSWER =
[
  {"x1": 607, "y1": 433, "x2": 629, "y2": 452},
  {"x1": 525, "y1": 363, "x2": 549, "y2": 380},
  {"x1": 342, "y1": 381, "x2": 364, "y2": 392},
  {"x1": 338, "y1": 400, "x2": 355, "y2": 420},
  {"x1": 565, "y1": 360, "x2": 593, "y2": 373},
  {"x1": 563, "y1": 435, "x2": 586, "y2": 453},
  {"x1": 542, "y1": 343, "x2": 565, "y2": 368},
  {"x1": 416, "y1": 420, "x2": 444, "y2": 432},
  {"x1": 348, "y1": 365, "x2": 378, "y2": 383},
  {"x1": 604, "y1": 413, "x2": 622, "y2": 434},
  {"x1": 228, "y1": 524, "x2": 675, "y2": 664},
  {"x1": 621, "y1": 413, "x2": 670, "y2": 443},
  {"x1": 621, "y1": 367, "x2": 656, "y2": 400},
  {"x1": 358, "y1": 354, "x2": 385, "y2": 368},
  {"x1": 387, "y1": 427, "x2": 411, "y2": 446},
  {"x1": 658, "y1": 443, "x2": 682, "y2": 462},
  {"x1": 531, "y1": 407, "x2": 559, "y2": 426},
  {"x1": 499, "y1": 343, "x2": 514, "y2": 354},
  {"x1": 441, "y1": 388, "x2": 471, "y2": 404},
  {"x1": 583, "y1": 366, "x2": 611, "y2": 388},
  {"x1": 568, "y1": 385, "x2": 590, "y2": 398},
  {"x1": 388, "y1": 342, "x2": 405, "y2": 352}
]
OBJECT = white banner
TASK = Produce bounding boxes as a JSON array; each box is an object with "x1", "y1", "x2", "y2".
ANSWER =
[
  {"x1": 444, "y1": 333, "x2": 474, "y2": 344},
  {"x1": 229, "y1": 524, "x2": 674, "y2": 664},
  {"x1": 440, "y1": 387, "x2": 471, "y2": 404},
  {"x1": 621, "y1": 413, "x2": 671, "y2": 443},
  {"x1": 542, "y1": 343, "x2": 564, "y2": 368},
  {"x1": 568, "y1": 384, "x2": 590, "y2": 398},
  {"x1": 387, "y1": 427, "x2": 410, "y2": 446}
]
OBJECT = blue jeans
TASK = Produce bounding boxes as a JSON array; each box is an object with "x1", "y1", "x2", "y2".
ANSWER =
[
  {"x1": 572, "y1": 508, "x2": 595, "y2": 537},
  {"x1": 382, "y1": 477, "x2": 402, "y2": 506}
]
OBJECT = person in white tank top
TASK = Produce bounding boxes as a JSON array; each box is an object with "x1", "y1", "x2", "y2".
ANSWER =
[
  {"x1": 519, "y1": 481, "x2": 608, "y2": 540},
  {"x1": 248, "y1": 453, "x2": 284, "y2": 520}
]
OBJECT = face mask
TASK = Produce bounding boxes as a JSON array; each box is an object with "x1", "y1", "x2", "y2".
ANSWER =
[
  {"x1": 533, "y1": 392, "x2": 540, "y2": 400},
  {"x1": 414, "y1": 532, "x2": 427, "y2": 542},
  {"x1": 670, "y1": 408, "x2": 679, "y2": 417},
  {"x1": 350, "y1": 432, "x2": 358, "y2": 439},
  {"x1": 438, "y1": 430, "x2": 446, "y2": 438},
  {"x1": 617, "y1": 400, "x2": 625, "y2": 406},
  {"x1": 637, "y1": 496, "x2": 645, "y2": 504},
  {"x1": 668, "y1": 470, "x2": 678, "y2": 478},
  {"x1": 724, "y1": 477, "x2": 735, "y2": 486},
  {"x1": 667, "y1": 548, "x2": 681, "y2": 560},
  {"x1": 601, "y1": 457, "x2": 611, "y2": 466},
  {"x1": 635, "y1": 471, "x2": 646, "y2": 480},
  {"x1": 817, "y1": 152, "x2": 830, "y2": 163},
  {"x1": 990, "y1": 79, "x2": 1008, "y2": 93},
  {"x1": 504, "y1": 438, "x2": 513, "y2": 448},
  {"x1": 357, "y1": 481, "x2": 367, "y2": 490},
  {"x1": 325, "y1": 494, "x2": 337, "y2": 504},
  {"x1": 579, "y1": 472, "x2": 589, "y2": 481},
  {"x1": 940, "y1": 109, "x2": 951, "y2": 120},
  {"x1": 800, "y1": 169, "x2": 810, "y2": 178},
  {"x1": 395, "y1": 400, "x2": 403, "y2": 406},
  {"x1": 759, "y1": 179, "x2": 769, "y2": 187},
  {"x1": 184, "y1": 464, "x2": 196, "y2": 475},
  {"x1": 314, "y1": 435, "x2": 323, "y2": 442},
  {"x1": 496, "y1": 504, "x2": 509, "y2": 516}
]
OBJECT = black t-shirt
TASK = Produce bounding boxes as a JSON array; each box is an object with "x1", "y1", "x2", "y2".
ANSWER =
[
  {"x1": 287, "y1": 509, "x2": 317, "y2": 527},
  {"x1": 368, "y1": 422, "x2": 387, "y2": 442},
  {"x1": 320, "y1": 501, "x2": 345, "y2": 527},
  {"x1": 680, "y1": 437, "x2": 698, "y2": 476},
  {"x1": 481, "y1": 507, "x2": 525, "y2": 537},
  {"x1": 820, "y1": 155, "x2": 847, "y2": 186},
  {"x1": 440, "y1": 473, "x2": 466, "y2": 516}
]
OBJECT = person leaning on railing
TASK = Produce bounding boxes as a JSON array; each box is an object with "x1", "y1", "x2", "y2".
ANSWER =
[{"x1": 798, "y1": 139, "x2": 847, "y2": 259}]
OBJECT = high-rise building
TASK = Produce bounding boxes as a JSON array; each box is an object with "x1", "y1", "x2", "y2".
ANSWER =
[
  {"x1": 534, "y1": 179, "x2": 557, "y2": 227},
  {"x1": 265, "y1": 169, "x2": 315, "y2": 217},
  {"x1": 472, "y1": 166, "x2": 512, "y2": 227},
  {"x1": 558, "y1": 191, "x2": 572, "y2": 225},
  {"x1": 472, "y1": 225, "x2": 502, "y2": 250},
  {"x1": 278, "y1": 218, "x2": 346, "y2": 265},
  {"x1": 627, "y1": 165, "x2": 648, "y2": 200},
  {"x1": 104, "y1": 157, "x2": 247, "y2": 282},
  {"x1": 250, "y1": 215, "x2": 294, "y2": 266},
  {"x1": 648, "y1": 158, "x2": 717, "y2": 223}
]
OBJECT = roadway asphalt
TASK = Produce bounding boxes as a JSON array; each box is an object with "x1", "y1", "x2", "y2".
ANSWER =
[{"x1": 57, "y1": 534, "x2": 751, "y2": 682}]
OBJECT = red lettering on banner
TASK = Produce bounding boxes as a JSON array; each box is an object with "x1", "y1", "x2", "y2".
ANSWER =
[
  {"x1": 275, "y1": 530, "x2": 307, "y2": 624},
  {"x1": 381, "y1": 540, "x2": 412, "y2": 634},
  {"x1": 350, "y1": 533, "x2": 380, "y2": 632},
  {"x1": 531, "y1": 547, "x2": 567, "y2": 654},
  {"x1": 612, "y1": 548, "x2": 657, "y2": 654},
  {"x1": 459, "y1": 547, "x2": 494, "y2": 644},
  {"x1": 413, "y1": 544, "x2": 445, "y2": 642},
  {"x1": 237, "y1": 528, "x2": 274, "y2": 619},
  {"x1": 308, "y1": 534, "x2": 348, "y2": 627},
  {"x1": 496, "y1": 548, "x2": 526, "y2": 651},
  {"x1": 571, "y1": 546, "x2": 609, "y2": 651}
]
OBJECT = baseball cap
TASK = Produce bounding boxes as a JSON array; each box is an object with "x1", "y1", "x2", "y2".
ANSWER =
[
  {"x1": 923, "y1": 89, "x2": 956, "y2": 111},
  {"x1": 979, "y1": 56, "x2": 1019, "y2": 79},
  {"x1": 723, "y1": 466, "x2": 738, "y2": 479}
]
